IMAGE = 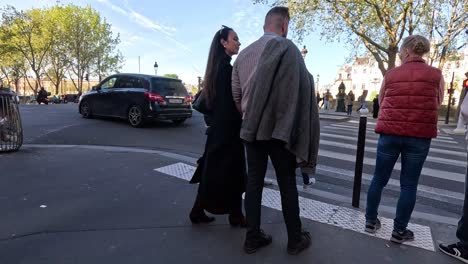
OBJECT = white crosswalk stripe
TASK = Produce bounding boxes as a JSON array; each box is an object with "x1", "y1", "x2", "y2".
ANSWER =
[
  {"x1": 318, "y1": 119, "x2": 466, "y2": 197},
  {"x1": 319, "y1": 139, "x2": 466, "y2": 167},
  {"x1": 329, "y1": 123, "x2": 458, "y2": 144},
  {"x1": 320, "y1": 131, "x2": 467, "y2": 156}
]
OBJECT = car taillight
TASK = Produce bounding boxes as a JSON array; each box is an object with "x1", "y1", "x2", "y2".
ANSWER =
[
  {"x1": 185, "y1": 95, "x2": 192, "y2": 104},
  {"x1": 144, "y1": 92, "x2": 165, "y2": 103}
]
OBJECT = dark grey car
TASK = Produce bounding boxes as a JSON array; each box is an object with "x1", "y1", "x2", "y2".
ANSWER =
[{"x1": 78, "y1": 73, "x2": 192, "y2": 127}]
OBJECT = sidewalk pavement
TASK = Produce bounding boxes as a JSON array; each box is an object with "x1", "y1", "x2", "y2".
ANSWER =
[{"x1": 0, "y1": 145, "x2": 459, "y2": 264}]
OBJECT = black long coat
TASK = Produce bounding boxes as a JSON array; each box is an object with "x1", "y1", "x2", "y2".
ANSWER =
[{"x1": 190, "y1": 54, "x2": 246, "y2": 215}]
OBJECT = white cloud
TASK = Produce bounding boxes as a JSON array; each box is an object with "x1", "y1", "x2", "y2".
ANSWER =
[
  {"x1": 96, "y1": 0, "x2": 190, "y2": 52},
  {"x1": 230, "y1": 3, "x2": 265, "y2": 47},
  {"x1": 128, "y1": 10, "x2": 176, "y2": 36}
]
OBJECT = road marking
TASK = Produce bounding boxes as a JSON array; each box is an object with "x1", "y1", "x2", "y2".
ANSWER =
[
  {"x1": 315, "y1": 164, "x2": 464, "y2": 203},
  {"x1": 348, "y1": 120, "x2": 377, "y2": 125},
  {"x1": 318, "y1": 149, "x2": 465, "y2": 182},
  {"x1": 319, "y1": 139, "x2": 466, "y2": 167},
  {"x1": 329, "y1": 124, "x2": 457, "y2": 144},
  {"x1": 321, "y1": 131, "x2": 467, "y2": 156},
  {"x1": 154, "y1": 162, "x2": 435, "y2": 252}
]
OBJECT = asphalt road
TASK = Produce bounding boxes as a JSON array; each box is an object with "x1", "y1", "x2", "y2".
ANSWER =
[{"x1": 18, "y1": 104, "x2": 467, "y2": 220}]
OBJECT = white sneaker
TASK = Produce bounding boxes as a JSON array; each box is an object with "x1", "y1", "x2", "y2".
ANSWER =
[{"x1": 264, "y1": 179, "x2": 274, "y2": 185}]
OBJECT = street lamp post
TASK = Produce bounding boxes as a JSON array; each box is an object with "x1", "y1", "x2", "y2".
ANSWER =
[
  {"x1": 197, "y1": 76, "x2": 202, "y2": 92},
  {"x1": 153, "y1": 61, "x2": 159, "y2": 75},
  {"x1": 316, "y1": 74, "x2": 320, "y2": 92}
]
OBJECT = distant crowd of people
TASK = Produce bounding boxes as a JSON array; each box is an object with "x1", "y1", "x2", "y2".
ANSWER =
[
  {"x1": 187, "y1": 6, "x2": 466, "y2": 263},
  {"x1": 316, "y1": 89, "x2": 380, "y2": 118}
]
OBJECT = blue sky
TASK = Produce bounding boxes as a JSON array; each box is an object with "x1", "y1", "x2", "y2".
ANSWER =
[{"x1": 0, "y1": 0, "x2": 349, "y2": 85}]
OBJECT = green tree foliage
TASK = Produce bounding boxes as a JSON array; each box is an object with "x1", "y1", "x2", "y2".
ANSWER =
[
  {"x1": 44, "y1": 5, "x2": 71, "y2": 94},
  {"x1": 60, "y1": 4, "x2": 122, "y2": 93},
  {"x1": 92, "y1": 20, "x2": 123, "y2": 82},
  {"x1": 0, "y1": 6, "x2": 54, "y2": 95},
  {"x1": 425, "y1": 0, "x2": 468, "y2": 69},
  {"x1": 164, "y1": 73, "x2": 179, "y2": 79},
  {"x1": 254, "y1": 0, "x2": 467, "y2": 75},
  {"x1": 0, "y1": 4, "x2": 123, "y2": 94}
]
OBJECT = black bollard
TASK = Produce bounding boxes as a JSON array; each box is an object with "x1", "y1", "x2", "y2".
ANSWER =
[{"x1": 352, "y1": 108, "x2": 368, "y2": 208}]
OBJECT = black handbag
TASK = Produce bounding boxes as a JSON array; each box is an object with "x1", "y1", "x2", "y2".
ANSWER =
[{"x1": 192, "y1": 90, "x2": 211, "y2": 114}]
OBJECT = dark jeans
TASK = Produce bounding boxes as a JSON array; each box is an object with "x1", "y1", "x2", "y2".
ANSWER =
[
  {"x1": 347, "y1": 105, "x2": 353, "y2": 115},
  {"x1": 244, "y1": 139, "x2": 302, "y2": 241},
  {"x1": 365, "y1": 134, "x2": 431, "y2": 231},
  {"x1": 457, "y1": 155, "x2": 468, "y2": 247}
]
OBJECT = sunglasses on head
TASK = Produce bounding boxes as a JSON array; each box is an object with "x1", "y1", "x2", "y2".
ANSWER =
[{"x1": 219, "y1": 25, "x2": 231, "y2": 36}]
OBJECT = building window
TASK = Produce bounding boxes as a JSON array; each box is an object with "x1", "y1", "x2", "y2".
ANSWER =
[{"x1": 362, "y1": 84, "x2": 366, "y2": 89}]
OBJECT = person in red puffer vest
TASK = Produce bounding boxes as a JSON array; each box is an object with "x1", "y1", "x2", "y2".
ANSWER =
[{"x1": 364, "y1": 35, "x2": 444, "y2": 245}]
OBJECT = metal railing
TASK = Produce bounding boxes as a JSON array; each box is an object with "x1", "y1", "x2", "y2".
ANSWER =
[{"x1": 0, "y1": 88, "x2": 23, "y2": 152}]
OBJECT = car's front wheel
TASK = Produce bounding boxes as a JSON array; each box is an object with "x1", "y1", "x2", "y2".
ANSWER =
[
  {"x1": 80, "y1": 101, "x2": 92, "y2": 119},
  {"x1": 128, "y1": 105, "x2": 145, "y2": 128}
]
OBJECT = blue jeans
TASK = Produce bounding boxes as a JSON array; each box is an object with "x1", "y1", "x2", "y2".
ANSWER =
[
  {"x1": 347, "y1": 105, "x2": 353, "y2": 115},
  {"x1": 365, "y1": 134, "x2": 431, "y2": 231}
]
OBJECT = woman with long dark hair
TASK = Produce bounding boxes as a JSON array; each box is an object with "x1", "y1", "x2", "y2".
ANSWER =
[{"x1": 189, "y1": 26, "x2": 246, "y2": 227}]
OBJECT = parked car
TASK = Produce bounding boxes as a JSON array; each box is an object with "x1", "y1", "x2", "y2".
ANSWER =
[{"x1": 78, "y1": 73, "x2": 192, "y2": 127}]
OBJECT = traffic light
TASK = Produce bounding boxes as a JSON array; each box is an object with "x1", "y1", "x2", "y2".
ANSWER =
[
  {"x1": 85, "y1": 74, "x2": 89, "y2": 81},
  {"x1": 463, "y1": 79, "x2": 468, "y2": 89},
  {"x1": 448, "y1": 88, "x2": 455, "y2": 94}
]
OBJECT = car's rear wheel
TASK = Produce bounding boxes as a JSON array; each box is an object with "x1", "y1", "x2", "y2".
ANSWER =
[
  {"x1": 172, "y1": 119, "x2": 186, "y2": 125},
  {"x1": 80, "y1": 101, "x2": 92, "y2": 119},
  {"x1": 128, "y1": 105, "x2": 145, "y2": 127}
]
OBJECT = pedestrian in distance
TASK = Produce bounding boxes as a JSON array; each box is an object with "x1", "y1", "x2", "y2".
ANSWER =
[
  {"x1": 357, "y1": 90, "x2": 368, "y2": 111},
  {"x1": 189, "y1": 25, "x2": 247, "y2": 228},
  {"x1": 233, "y1": 6, "x2": 320, "y2": 255},
  {"x1": 346, "y1": 90, "x2": 355, "y2": 116},
  {"x1": 439, "y1": 94, "x2": 468, "y2": 263},
  {"x1": 316, "y1": 92, "x2": 322, "y2": 106},
  {"x1": 37, "y1": 87, "x2": 49, "y2": 105},
  {"x1": 364, "y1": 35, "x2": 445, "y2": 244},
  {"x1": 323, "y1": 90, "x2": 331, "y2": 110},
  {"x1": 372, "y1": 94, "x2": 379, "y2": 119}
]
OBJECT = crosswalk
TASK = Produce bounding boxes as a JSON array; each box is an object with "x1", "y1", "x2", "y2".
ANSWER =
[
  {"x1": 313, "y1": 119, "x2": 466, "y2": 216},
  {"x1": 151, "y1": 118, "x2": 465, "y2": 252}
]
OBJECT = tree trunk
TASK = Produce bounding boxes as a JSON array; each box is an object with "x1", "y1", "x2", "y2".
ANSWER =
[
  {"x1": 387, "y1": 46, "x2": 398, "y2": 72},
  {"x1": 14, "y1": 78, "x2": 19, "y2": 95}
]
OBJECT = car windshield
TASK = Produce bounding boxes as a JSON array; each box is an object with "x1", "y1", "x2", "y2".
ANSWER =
[{"x1": 150, "y1": 78, "x2": 188, "y2": 96}]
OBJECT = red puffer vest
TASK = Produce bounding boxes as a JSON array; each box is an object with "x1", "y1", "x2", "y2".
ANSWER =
[{"x1": 375, "y1": 57, "x2": 442, "y2": 138}]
